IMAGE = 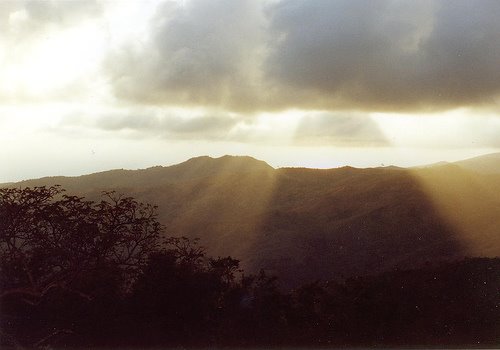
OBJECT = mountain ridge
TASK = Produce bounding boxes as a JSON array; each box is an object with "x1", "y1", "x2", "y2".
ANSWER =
[
  {"x1": 3, "y1": 153, "x2": 500, "y2": 287},
  {"x1": 5, "y1": 151, "x2": 500, "y2": 186},
  {"x1": 454, "y1": 152, "x2": 500, "y2": 174},
  {"x1": 4, "y1": 155, "x2": 274, "y2": 191}
]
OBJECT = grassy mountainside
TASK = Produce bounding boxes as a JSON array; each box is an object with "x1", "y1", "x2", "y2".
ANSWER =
[
  {"x1": 454, "y1": 152, "x2": 500, "y2": 174},
  {"x1": 5, "y1": 155, "x2": 500, "y2": 287}
]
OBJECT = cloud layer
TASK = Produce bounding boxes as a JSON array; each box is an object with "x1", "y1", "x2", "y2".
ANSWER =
[
  {"x1": 294, "y1": 113, "x2": 389, "y2": 146},
  {"x1": 3, "y1": 0, "x2": 500, "y2": 114},
  {"x1": 106, "y1": 0, "x2": 266, "y2": 111},
  {"x1": 107, "y1": 0, "x2": 500, "y2": 113},
  {"x1": 2, "y1": 0, "x2": 500, "y2": 157}
]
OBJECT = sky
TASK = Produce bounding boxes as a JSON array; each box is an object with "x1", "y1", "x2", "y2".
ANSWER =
[{"x1": 1, "y1": 0, "x2": 500, "y2": 182}]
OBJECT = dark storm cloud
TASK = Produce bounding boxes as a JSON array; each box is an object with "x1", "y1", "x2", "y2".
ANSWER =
[
  {"x1": 294, "y1": 113, "x2": 389, "y2": 146},
  {"x1": 107, "y1": 0, "x2": 265, "y2": 111},
  {"x1": 266, "y1": 0, "x2": 500, "y2": 111},
  {"x1": 107, "y1": 0, "x2": 500, "y2": 113}
]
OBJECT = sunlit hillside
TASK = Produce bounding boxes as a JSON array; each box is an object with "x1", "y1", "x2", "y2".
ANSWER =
[
  {"x1": 454, "y1": 152, "x2": 500, "y2": 174},
  {"x1": 8, "y1": 154, "x2": 500, "y2": 288}
]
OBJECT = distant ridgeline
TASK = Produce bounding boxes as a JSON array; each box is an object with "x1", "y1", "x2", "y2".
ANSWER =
[{"x1": 6, "y1": 154, "x2": 500, "y2": 288}]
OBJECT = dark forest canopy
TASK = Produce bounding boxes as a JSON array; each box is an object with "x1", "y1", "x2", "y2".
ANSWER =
[{"x1": 0, "y1": 186, "x2": 499, "y2": 348}]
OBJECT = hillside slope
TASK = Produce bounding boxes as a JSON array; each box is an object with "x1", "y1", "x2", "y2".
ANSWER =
[
  {"x1": 5, "y1": 155, "x2": 500, "y2": 287},
  {"x1": 454, "y1": 152, "x2": 500, "y2": 174}
]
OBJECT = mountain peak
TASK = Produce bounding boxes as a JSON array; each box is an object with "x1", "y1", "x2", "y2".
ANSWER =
[{"x1": 178, "y1": 155, "x2": 274, "y2": 172}]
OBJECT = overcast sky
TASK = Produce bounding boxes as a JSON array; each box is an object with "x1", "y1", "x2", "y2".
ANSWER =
[{"x1": 1, "y1": 0, "x2": 499, "y2": 182}]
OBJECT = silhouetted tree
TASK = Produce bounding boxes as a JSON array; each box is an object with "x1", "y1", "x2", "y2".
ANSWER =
[{"x1": 0, "y1": 186, "x2": 163, "y2": 348}]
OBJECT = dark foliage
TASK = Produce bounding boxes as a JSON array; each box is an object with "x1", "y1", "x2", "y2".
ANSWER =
[
  {"x1": 0, "y1": 186, "x2": 162, "y2": 348},
  {"x1": 1, "y1": 186, "x2": 499, "y2": 348}
]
